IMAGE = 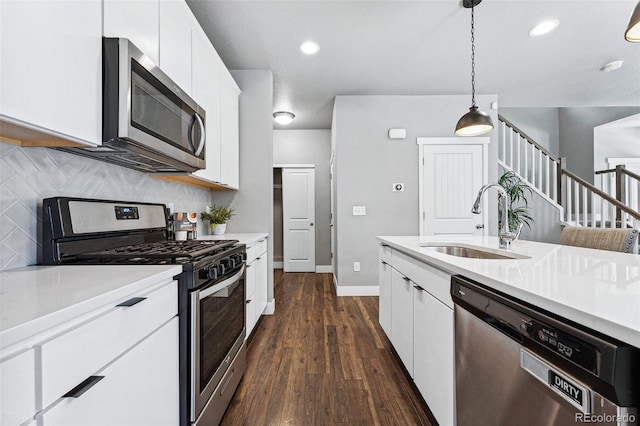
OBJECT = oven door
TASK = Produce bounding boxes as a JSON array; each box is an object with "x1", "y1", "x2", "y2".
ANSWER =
[{"x1": 191, "y1": 264, "x2": 246, "y2": 420}]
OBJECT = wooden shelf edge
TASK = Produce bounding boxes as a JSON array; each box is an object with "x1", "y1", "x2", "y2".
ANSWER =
[
  {"x1": 153, "y1": 174, "x2": 236, "y2": 191},
  {"x1": 0, "y1": 118, "x2": 85, "y2": 147}
]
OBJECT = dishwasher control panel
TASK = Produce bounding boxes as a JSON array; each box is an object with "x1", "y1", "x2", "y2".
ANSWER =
[{"x1": 530, "y1": 321, "x2": 598, "y2": 373}]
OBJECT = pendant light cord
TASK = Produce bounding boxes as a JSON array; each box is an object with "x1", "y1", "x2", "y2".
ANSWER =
[{"x1": 470, "y1": 4, "x2": 476, "y2": 108}]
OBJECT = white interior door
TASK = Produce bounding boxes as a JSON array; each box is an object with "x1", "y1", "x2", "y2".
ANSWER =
[
  {"x1": 419, "y1": 138, "x2": 488, "y2": 236},
  {"x1": 283, "y1": 168, "x2": 316, "y2": 272}
]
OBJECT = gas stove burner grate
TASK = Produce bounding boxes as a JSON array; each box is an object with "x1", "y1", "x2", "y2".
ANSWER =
[{"x1": 76, "y1": 239, "x2": 238, "y2": 261}]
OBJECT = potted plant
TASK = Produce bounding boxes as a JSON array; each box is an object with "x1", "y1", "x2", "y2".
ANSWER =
[
  {"x1": 498, "y1": 170, "x2": 534, "y2": 238},
  {"x1": 200, "y1": 205, "x2": 235, "y2": 235}
]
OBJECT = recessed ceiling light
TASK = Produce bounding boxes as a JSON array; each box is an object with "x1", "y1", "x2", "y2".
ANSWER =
[
  {"x1": 299, "y1": 41, "x2": 319, "y2": 55},
  {"x1": 529, "y1": 19, "x2": 560, "y2": 37},
  {"x1": 601, "y1": 60, "x2": 624, "y2": 72},
  {"x1": 273, "y1": 111, "x2": 295, "y2": 125}
]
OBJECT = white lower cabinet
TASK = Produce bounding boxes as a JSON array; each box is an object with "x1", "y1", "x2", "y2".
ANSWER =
[
  {"x1": 390, "y1": 267, "x2": 414, "y2": 377},
  {"x1": 379, "y1": 244, "x2": 455, "y2": 425},
  {"x1": 245, "y1": 237, "x2": 269, "y2": 338},
  {"x1": 0, "y1": 349, "x2": 36, "y2": 426},
  {"x1": 39, "y1": 318, "x2": 179, "y2": 426},
  {"x1": 413, "y1": 282, "x2": 455, "y2": 426},
  {"x1": 0, "y1": 279, "x2": 178, "y2": 426},
  {"x1": 378, "y1": 260, "x2": 392, "y2": 337}
]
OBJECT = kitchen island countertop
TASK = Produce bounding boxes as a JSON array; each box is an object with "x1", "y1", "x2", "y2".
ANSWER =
[
  {"x1": 0, "y1": 264, "x2": 182, "y2": 350},
  {"x1": 377, "y1": 235, "x2": 640, "y2": 348}
]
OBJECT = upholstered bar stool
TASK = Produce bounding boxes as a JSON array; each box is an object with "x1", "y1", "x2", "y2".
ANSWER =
[{"x1": 560, "y1": 226, "x2": 640, "y2": 253}]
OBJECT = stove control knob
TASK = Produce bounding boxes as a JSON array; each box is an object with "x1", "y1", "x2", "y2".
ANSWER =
[
  {"x1": 217, "y1": 264, "x2": 226, "y2": 276},
  {"x1": 228, "y1": 257, "x2": 236, "y2": 269},
  {"x1": 207, "y1": 266, "x2": 218, "y2": 281}
]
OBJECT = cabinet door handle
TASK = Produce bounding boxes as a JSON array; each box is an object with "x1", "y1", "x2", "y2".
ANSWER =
[
  {"x1": 63, "y1": 376, "x2": 104, "y2": 398},
  {"x1": 380, "y1": 260, "x2": 387, "y2": 265},
  {"x1": 256, "y1": 257, "x2": 262, "y2": 260},
  {"x1": 402, "y1": 276, "x2": 411, "y2": 282},
  {"x1": 246, "y1": 299, "x2": 252, "y2": 304},
  {"x1": 116, "y1": 297, "x2": 146, "y2": 307},
  {"x1": 413, "y1": 284, "x2": 426, "y2": 292}
]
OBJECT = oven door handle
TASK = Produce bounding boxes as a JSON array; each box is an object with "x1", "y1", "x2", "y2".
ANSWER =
[{"x1": 198, "y1": 264, "x2": 245, "y2": 299}]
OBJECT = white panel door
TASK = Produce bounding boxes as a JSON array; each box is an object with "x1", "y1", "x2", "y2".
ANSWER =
[
  {"x1": 421, "y1": 143, "x2": 487, "y2": 236},
  {"x1": 282, "y1": 168, "x2": 316, "y2": 272}
]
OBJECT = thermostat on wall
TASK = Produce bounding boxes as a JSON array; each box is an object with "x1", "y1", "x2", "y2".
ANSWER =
[{"x1": 388, "y1": 128, "x2": 407, "y2": 140}]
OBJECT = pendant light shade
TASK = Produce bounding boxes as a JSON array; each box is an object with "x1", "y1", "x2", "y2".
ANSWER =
[
  {"x1": 455, "y1": 0, "x2": 494, "y2": 137},
  {"x1": 455, "y1": 106, "x2": 494, "y2": 136},
  {"x1": 625, "y1": 1, "x2": 640, "y2": 42}
]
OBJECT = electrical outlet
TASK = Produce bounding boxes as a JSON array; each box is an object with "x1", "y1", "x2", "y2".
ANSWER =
[
  {"x1": 393, "y1": 183, "x2": 405, "y2": 192},
  {"x1": 353, "y1": 261, "x2": 361, "y2": 271},
  {"x1": 353, "y1": 206, "x2": 366, "y2": 216}
]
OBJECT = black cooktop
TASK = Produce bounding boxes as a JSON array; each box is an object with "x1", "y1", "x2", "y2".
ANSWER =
[{"x1": 75, "y1": 239, "x2": 238, "y2": 264}]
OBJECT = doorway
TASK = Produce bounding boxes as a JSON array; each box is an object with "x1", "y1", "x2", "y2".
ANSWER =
[{"x1": 273, "y1": 165, "x2": 316, "y2": 272}]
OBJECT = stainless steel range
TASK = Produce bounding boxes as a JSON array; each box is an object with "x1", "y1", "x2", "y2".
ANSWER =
[{"x1": 42, "y1": 197, "x2": 246, "y2": 426}]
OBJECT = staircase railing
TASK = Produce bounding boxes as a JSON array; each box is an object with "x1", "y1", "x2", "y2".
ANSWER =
[
  {"x1": 564, "y1": 168, "x2": 640, "y2": 228},
  {"x1": 498, "y1": 115, "x2": 640, "y2": 229},
  {"x1": 596, "y1": 165, "x2": 640, "y2": 219},
  {"x1": 498, "y1": 115, "x2": 562, "y2": 208}
]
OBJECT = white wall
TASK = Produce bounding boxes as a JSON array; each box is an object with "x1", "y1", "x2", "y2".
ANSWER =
[
  {"x1": 593, "y1": 113, "x2": 640, "y2": 172},
  {"x1": 559, "y1": 107, "x2": 640, "y2": 183},
  {"x1": 273, "y1": 129, "x2": 332, "y2": 268},
  {"x1": 332, "y1": 94, "x2": 498, "y2": 289},
  {"x1": 212, "y1": 70, "x2": 275, "y2": 303}
]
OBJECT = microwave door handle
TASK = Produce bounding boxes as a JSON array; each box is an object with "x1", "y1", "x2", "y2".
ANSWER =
[{"x1": 192, "y1": 113, "x2": 205, "y2": 157}]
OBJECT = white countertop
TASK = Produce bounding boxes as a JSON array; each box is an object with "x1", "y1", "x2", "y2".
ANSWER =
[
  {"x1": 0, "y1": 265, "x2": 182, "y2": 349},
  {"x1": 377, "y1": 235, "x2": 640, "y2": 348},
  {"x1": 199, "y1": 233, "x2": 268, "y2": 246}
]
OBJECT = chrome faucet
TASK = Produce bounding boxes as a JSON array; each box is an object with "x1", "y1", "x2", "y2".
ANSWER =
[{"x1": 471, "y1": 183, "x2": 521, "y2": 249}]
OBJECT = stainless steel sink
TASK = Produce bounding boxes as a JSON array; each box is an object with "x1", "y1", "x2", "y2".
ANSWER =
[{"x1": 421, "y1": 245, "x2": 530, "y2": 260}]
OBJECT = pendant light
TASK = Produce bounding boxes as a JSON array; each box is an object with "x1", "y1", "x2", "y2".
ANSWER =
[
  {"x1": 455, "y1": 0, "x2": 494, "y2": 137},
  {"x1": 625, "y1": 1, "x2": 640, "y2": 42}
]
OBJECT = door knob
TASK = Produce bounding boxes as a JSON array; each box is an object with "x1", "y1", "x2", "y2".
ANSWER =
[{"x1": 310, "y1": 223, "x2": 314, "y2": 226}]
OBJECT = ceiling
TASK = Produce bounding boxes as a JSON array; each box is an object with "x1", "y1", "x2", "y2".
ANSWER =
[{"x1": 187, "y1": 0, "x2": 640, "y2": 130}]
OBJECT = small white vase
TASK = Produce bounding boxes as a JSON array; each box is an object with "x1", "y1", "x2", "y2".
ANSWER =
[{"x1": 211, "y1": 223, "x2": 226, "y2": 235}]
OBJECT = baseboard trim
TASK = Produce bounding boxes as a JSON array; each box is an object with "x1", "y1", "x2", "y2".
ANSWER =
[
  {"x1": 273, "y1": 261, "x2": 283, "y2": 269},
  {"x1": 315, "y1": 265, "x2": 333, "y2": 273},
  {"x1": 335, "y1": 284, "x2": 380, "y2": 297},
  {"x1": 264, "y1": 299, "x2": 275, "y2": 315}
]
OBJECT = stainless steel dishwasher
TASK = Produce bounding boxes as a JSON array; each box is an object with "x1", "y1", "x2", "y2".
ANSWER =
[{"x1": 451, "y1": 275, "x2": 639, "y2": 426}]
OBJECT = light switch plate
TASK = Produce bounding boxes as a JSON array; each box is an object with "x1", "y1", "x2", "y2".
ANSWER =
[{"x1": 352, "y1": 206, "x2": 366, "y2": 216}]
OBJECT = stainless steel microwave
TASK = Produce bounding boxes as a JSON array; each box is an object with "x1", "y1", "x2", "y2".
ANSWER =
[{"x1": 63, "y1": 38, "x2": 206, "y2": 173}]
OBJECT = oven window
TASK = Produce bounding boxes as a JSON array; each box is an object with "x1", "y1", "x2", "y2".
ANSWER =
[
  {"x1": 199, "y1": 276, "x2": 245, "y2": 392},
  {"x1": 130, "y1": 60, "x2": 199, "y2": 154}
]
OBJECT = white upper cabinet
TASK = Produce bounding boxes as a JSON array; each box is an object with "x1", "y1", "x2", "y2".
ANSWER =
[
  {"x1": 191, "y1": 26, "x2": 222, "y2": 184},
  {"x1": 159, "y1": 0, "x2": 195, "y2": 93},
  {"x1": 0, "y1": 0, "x2": 102, "y2": 146},
  {"x1": 153, "y1": 1, "x2": 240, "y2": 190},
  {"x1": 220, "y1": 73, "x2": 240, "y2": 189},
  {"x1": 103, "y1": 0, "x2": 159, "y2": 65}
]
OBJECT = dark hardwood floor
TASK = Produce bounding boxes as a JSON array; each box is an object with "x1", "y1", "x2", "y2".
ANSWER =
[{"x1": 221, "y1": 270, "x2": 433, "y2": 426}]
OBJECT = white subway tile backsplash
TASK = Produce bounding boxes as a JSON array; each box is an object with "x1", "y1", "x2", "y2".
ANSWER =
[{"x1": 0, "y1": 142, "x2": 214, "y2": 270}]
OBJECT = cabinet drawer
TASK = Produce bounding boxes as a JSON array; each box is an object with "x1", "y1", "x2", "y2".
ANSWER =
[
  {"x1": 1, "y1": 349, "x2": 35, "y2": 426},
  {"x1": 39, "y1": 281, "x2": 177, "y2": 409},
  {"x1": 39, "y1": 318, "x2": 179, "y2": 426},
  {"x1": 246, "y1": 239, "x2": 267, "y2": 263},
  {"x1": 392, "y1": 250, "x2": 452, "y2": 308},
  {"x1": 379, "y1": 244, "x2": 392, "y2": 264}
]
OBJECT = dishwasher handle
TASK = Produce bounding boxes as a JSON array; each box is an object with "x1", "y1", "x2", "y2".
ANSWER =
[{"x1": 521, "y1": 349, "x2": 591, "y2": 414}]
